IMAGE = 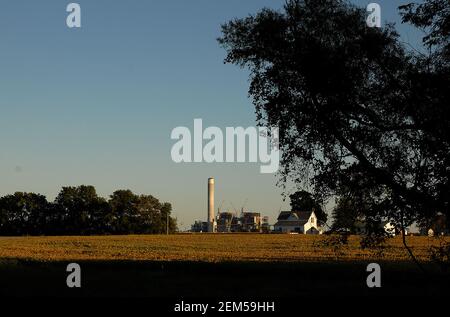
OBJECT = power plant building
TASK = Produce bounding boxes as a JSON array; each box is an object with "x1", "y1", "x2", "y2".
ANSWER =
[{"x1": 190, "y1": 177, "x2": 270, "y2": 233}]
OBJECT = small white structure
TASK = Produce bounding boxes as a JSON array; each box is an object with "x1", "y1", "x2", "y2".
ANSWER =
[
  {"x1": 384, "y1": 222, "x2": 396, "y2": 237},
  {"x1": 274, "y1": 211, "x2": 322, "y2": 234},
  {"x1": 355, "y1": 220, "x2": 406, "y2": 237}
]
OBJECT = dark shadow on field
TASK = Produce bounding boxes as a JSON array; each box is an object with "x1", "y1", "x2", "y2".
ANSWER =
[{"x1": 0, "y1": 259, "x2": 449, "y2": 297}]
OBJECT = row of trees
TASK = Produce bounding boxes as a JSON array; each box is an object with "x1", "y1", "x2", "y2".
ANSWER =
[
  {"x1": 331, "y1": 193, "x2": 449, "y2": 235},
  {"x1": 0, "y1": 186, "x2": 177, "y2": 236}
]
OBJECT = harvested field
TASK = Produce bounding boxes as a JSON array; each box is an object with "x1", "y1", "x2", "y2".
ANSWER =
[{"x1": 0, "y1": 234, "x2": 447, "y2": 262}]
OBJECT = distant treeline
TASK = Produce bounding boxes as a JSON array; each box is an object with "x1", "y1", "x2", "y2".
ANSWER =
[{"x1": 0, "y1": 186, "x2": 177, "y2": 236}]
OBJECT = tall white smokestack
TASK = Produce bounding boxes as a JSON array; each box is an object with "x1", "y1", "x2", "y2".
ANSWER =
[{"x1": 207, "y1": 177, "x2": 215, "y2": 232}]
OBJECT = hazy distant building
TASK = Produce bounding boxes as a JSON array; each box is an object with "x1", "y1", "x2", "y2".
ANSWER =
[
  {"x1": 191, "y1": 221, "x2": 208, "y2": 233},
  {"x1": 261, "y1": 216, "x2": 270, "y2": 233},
  {"x1": 217, "y1": 212, "x2": 235, "y2": 233},
  {"x1": 191, "y1": 210, "x2": 271, "y2": 233},
  {"x1": 241, "y1": 212, "x2": 262, "y2": 232},
  {"x1": 190, "y1": 177, "x2": 272, "y2": 233},
  {"x1": 230, "y1": 216, "x2": 242, "y2": 232}
]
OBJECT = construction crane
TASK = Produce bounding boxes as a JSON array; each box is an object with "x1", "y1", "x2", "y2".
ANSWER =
[
  {"x1": 229, "y1": 202, "x2": 240, "y2": 233},
  {"x1": 230, "y1": 202, "x2": 239, "y2": 215},
  {"x1": 217, "y1": 200, "x2": 225, "y2": 215},
  {"x1": 240, "y1": 198, "x2": 248, "y2": 215}
]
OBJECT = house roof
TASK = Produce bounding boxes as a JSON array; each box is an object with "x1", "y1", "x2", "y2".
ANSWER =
[
  {"x1": 277, "y1": 211, "x2": 313, "y2": 222},
  {"x1": 294, "y1": 211, "x2": 312, "y2": 221},
  {"x1": 277, "y1": 211, "x2": 293, "y2": 220}
]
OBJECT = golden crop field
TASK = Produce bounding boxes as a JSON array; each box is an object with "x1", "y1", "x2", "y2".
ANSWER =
[{"x1": 0, "y1": 234, "x2": 448, "y2": 263}]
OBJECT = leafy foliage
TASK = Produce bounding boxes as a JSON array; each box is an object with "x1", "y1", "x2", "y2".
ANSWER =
[
  {"x1": 331, "y1": 195, "x2": 364, "y2": 233},
  {"x1": 289, "y1": 190, "x2": 327, "y2": 224},
  {"x1": 219, "y1": 0, "x2": 449, "y2": 230},
  {"x1": 0, "y1": 193, "x2": 50, "y2": 236},
  {"x1": 400, "y1": 0, "x2": 449, "y2": 59}
]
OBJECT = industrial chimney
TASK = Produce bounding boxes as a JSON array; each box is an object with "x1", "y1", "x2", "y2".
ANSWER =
[{"x1": 207, "y1": 177, "x2": 215, "y2": 232}]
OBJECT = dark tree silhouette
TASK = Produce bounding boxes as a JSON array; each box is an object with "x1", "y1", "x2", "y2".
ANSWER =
[
  {"x1": 218, "y1": 0, "x2": 449, "y2": 241},
  {"x1": 53, "y1": 185, "x2": 109, "y2": 235},
  {"x1": 331, "y1": 196, "x2": 361, "y2": 234},
  {"x1": 400, "y1": 0, "x2": 449, "y2": 60},
  {"x1": 109, "y1": 190, "x2": 140, "y2": 234},
  {"x1": 0, "y1": 192, "x2": 50, "y2": 235},
  {"x1": 108, "y1": 190, "x2": 177, "y2": 234},
  {"x1": 0, "y1": 186, "x2": 176, "y2": 236},
  {"x1": 289, "y1": 190, "x2": 327, "y2": 225}
]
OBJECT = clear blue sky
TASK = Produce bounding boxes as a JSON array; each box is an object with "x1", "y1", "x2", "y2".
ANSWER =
[{"x1": 0, "y1": 1, "x2": 422, "y2": 230}]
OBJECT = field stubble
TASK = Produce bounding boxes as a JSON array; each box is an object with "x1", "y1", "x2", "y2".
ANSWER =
[{"x1": 0, "y1": 234, "x2": 447, "y2": 263}]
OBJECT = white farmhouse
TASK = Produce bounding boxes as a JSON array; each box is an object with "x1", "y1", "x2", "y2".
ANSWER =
[{"x1": 274, "y1": 211, "x2": 322, "y2": 234}]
